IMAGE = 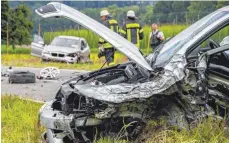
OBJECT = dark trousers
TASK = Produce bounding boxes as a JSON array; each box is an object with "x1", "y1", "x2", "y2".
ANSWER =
[
  {"x1": 104, "y1": 48, "x2": 115, "y2": 65},
  {"x1": 150, "y1": 44, "x2": 160, "y2": 51}
]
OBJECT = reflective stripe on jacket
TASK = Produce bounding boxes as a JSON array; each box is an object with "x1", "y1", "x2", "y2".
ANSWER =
[
  {"x1": 98, "y1": 18, "x2": 119, "y2": 48},
  {"x1": 119, "y1": 18, "x2": 144, "y2": 48}
]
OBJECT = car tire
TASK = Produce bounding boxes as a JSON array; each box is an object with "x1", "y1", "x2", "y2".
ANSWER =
[
  {"x1": 88, "y1": 54, "x2": 90, "y2": 60},
  {"x1": 76, "y1": 57, "x2": 80, "y2": 63},
  {"x1": 42, "y1": 59, "x2": 48, "y2": 62},
  {"x1": 226, "y1": 116, "x2": 229, "y2": 127},
  {"x1": 153, "y1": 98, "x2": 189, "y2": 130},
  {"x1": 8, "y1": 71, "x2": 36, "y2": 84}
]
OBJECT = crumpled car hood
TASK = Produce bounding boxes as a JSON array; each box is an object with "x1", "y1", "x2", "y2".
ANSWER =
[
  {"x1": 73, "y1": 54, "x2": 187, "y2": 103},
  {"x1": 35, "y1": 2, "x2": 153, "y2": 71},
  {"x1": 44, "y1": 45, "x2": 79, "y2": 54}
]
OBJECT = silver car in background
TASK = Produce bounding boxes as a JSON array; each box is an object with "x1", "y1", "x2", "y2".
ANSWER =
[{"x1": 31, "y1": 35, "x2": 90, "y2": 63}]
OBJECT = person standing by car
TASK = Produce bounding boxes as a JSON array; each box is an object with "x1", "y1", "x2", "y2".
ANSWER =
[
  {"x1": 149, "y1": 23, "x2": 165, "y2": 51},
  {"x1": 119, "y1": 10, "x2": 144, "y2": 48},
  {"x1": 98, "y1": 10, "x2": 119, "y2": 66}
]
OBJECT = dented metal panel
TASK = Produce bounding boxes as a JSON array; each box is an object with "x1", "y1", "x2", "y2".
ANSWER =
[{"x1": 73, "y1": 54, "x2": 187, "y2": 103}]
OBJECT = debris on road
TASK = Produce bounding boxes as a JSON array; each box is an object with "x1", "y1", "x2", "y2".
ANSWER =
[
  {"x1": 1, "y1": 66, "x2": 14, "y2": 77},
  {"x1": 8, "y1": 71, "x2": 36, "y2": 84},
  {"x1": 39, "y1": 67, "x2": 60, "y2": 79}
]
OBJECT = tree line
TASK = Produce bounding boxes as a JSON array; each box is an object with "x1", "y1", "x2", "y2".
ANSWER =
[
  {"x1": 1, "y1": 1, "x2": 229, "y2": 46},
  {"x1": 1, "y1": 1, "x2": 33, "y2": 46}
]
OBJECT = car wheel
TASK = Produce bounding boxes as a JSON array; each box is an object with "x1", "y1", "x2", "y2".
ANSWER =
[
  {"x1": 226, "y1": 116, "x2": 229, "y2": 127},
  {"x1": 153, "y1": 99, "x2": 189, "y2": 130},
  {"x1": 76, "y1": 57, "x2": 80, "y2": 63},
  {"x1": 40, "y1": 67, "x2": 60, "y2": 79},
  {"x1": 41, "y1": 131, "x2": 48, "y2": 143},
  {"x1": 8, "y1": 71, "x2": 36, "y2": 84},
  {"x1": 42, "y1": 59, "x2": 48, "y2": 62},
  {"x1": 88, "y1": 54, "x2": 90, "y2": 60}
]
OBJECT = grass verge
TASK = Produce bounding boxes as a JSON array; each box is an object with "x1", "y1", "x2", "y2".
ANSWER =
[
  {"x1": 1, "y1": 95, "x2": 44, "y2": 143},
  {"x1": 137, "y1": 119, "x2": 229, "y2": 143},
  {"x1": 1, "y1": 95, "x2": 228, "y2": 143},
  {"x1": 1, "y1": 52, "x2": 127, "y2": 71}
]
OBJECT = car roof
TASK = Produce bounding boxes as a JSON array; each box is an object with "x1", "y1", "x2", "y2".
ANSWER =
[
  {"x1": 56, "y1": 36, "x2": 84, "y2": 40},
  {"x1": 219, "y1": 5, "x2": 229, "y2": 12}
]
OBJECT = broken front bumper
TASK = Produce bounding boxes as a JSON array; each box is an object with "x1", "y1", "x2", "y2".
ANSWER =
[
  {"x1": 39, "y1": 101, "x2": 102, "y2": 138},
  {"x1": 42, "y1": 54, "x2": 78, "y2": 63}
]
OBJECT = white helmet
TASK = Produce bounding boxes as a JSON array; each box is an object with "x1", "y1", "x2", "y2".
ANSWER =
[
  {"x1": 100, "y1": 10, "x2": 109, "y2": 17},
  {"x1": 127, "y1": 10, "x2": 136, "y2": 18}
]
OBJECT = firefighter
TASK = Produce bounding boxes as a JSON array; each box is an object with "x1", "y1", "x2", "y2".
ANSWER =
[
  {"x1": 149, "y1": 23, "x2": 165, "y2": 51},
  {"x1": 119, "y1": 10, "x2": 144, "y2": 48},
  {"x1": 98, "y1": 10, "x2": 119, "y2": 66}
]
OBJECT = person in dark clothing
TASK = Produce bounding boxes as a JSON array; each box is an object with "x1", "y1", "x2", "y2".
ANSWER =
[
  {"x1": 97, "y1": 10, "x2": 119, "y2": 66},
  {"x1": 149, "y1": 23, "x2": 165, "y2": 51},
  {"x1": 119, "y1": 10, "x2": 144, "y2": 48}
]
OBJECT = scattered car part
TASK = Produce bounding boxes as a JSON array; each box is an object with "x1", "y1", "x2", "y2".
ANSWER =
[
  {"x1": 2, "y1": 66, "x2": 13, "y2": 77},
  {"x1": 31, "y1": 35, "x2": 90, "y2": 63},
  {"x1": 40, "y1": 67, "x2": 60, "y2": 79},
  {"x1": 8, "y1": 71, "x2": 36, "y2": 84},
  {"x1": 36, "y1": 3, "x2": 229, "y2": 142}
]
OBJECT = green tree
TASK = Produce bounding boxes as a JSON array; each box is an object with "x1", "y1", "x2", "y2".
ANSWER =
[
  {"x1": 171, "y1": 1, "x2": 190, "y2": 23},
  {"x1": 1, "y1": 1, "x2": 10, "y2": 43},
  {"x1": 216, "y1": 1, "x2": 229, "y2": 9},
  {"x1": 139, "y1": 5, "x2": 153, "y2": 25},
  {"x1": 152, "y1": 1, "x2": 173, "y2": 23},
  {"x1": 187, "y1": 1, "x2": 217, "y2": 23},
  {"x1": 9, "y1": 4, "x2": 33, "y2": 46},
  {"x1": 152, "y1": 1, "x2": 190, "y2": 23}
]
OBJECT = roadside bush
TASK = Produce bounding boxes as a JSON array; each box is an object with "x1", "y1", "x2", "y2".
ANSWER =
[{"x1": 1, "y1": 45, "x2": 31, "y2": 54}]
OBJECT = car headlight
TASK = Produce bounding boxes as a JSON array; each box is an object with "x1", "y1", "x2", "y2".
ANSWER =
[
  {"x1": 68, "y1": 53, "x2": 77, "y2": 57},
  {"x1": 42, "y1": 50, "x2": 50, "y2": 55}
]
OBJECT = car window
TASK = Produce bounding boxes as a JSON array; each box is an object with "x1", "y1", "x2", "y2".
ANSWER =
[
  {"x1": 200, "y1": 25, "x2": 229, "y2": 48},
  {"x1": 50, "y1": 37, "x2": 79, "y2": 48},
  {"x1": 81, "y1": 40, "x2": 86, "y2": 50},
  {"x1": 204, "y1": 26, "x2": 229, "y2": 69},
  {"x1": 33, "y1": 35, "x2": 44, "y2": 43}
]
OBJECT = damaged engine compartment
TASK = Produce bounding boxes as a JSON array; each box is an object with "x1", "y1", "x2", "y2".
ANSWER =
[
  {"x1": 39, "y1": 63, "x2": 158, "y2": 142},
  {"x1": 39, "y1": 57, "x2": 229, "y2": 142}
]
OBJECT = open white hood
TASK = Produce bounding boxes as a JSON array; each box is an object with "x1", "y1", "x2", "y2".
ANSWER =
[{"x1": 35, "y1": 2, "x2": 153, "y2": 71}]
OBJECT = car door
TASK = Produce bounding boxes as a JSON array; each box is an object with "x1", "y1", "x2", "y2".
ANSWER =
[
  {"x1": 80, "y1": 39, "x2": 90, "y2": 60},
  {"x1": 31, "y1": 34, "x2": 45, "y2": 58}
]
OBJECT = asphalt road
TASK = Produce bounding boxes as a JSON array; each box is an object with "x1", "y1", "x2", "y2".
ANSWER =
[{"x1": 1, "y1": 66, "x2": 87, "y2": 102}]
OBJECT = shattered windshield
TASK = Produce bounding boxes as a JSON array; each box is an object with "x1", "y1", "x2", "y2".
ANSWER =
[
  {"x1": 50, "y1": 37, "x2": 79, "y2": 48},
  {"x1": 152, "y1": 10, "x2": 228, "y2": 68}
]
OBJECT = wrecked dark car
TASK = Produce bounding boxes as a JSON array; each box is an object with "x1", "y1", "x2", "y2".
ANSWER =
[{"x1": 36, "y1": 3, "x2": 229, "y2": 143}]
